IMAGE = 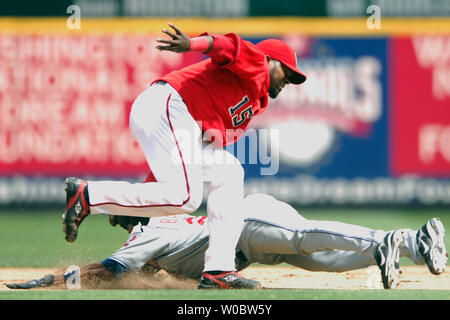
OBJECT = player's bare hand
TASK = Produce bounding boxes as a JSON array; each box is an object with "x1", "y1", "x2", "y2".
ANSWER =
[{"x1": 156, "y1": 23, "x2": 191, "y2": 53}]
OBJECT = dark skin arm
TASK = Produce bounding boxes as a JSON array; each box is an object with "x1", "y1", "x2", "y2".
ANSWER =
[
  {"x1": 6, "y1": 262, "x2": 115, "y2": 289},
  {"x1": 156, "y1": 22, "x2": 213, "y2": 54},
  {"x1": 53, "y1": 263, "x2": 115, "y2": 287}
]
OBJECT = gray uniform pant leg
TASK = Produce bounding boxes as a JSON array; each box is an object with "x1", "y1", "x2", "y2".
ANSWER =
[
  {"x1": 241, "y1": 194, "x2": 385, "y2": 258},
  {"x1": 297, "y1": 219, "x2": 386, "y2": 257},
  {"x1": 239, "y1": 195, "x2": 423, "y2": 272},
  {"x1": 241, "y1": 218, "x2": 385, "y2": 259},
  {"x1": 239, "y1": 220, "x2": 423, "y2": 272},
  {"x1": 284, "y1": 228, "x2": 424, "y2": 272},
  {"x1": 283, "y1": 251, "x2": 375, "y2": 272}
]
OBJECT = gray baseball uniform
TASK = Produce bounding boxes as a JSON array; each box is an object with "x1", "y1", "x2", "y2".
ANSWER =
[{"x1": 103, "y1": 194, "x2": 423, "y2": 279}]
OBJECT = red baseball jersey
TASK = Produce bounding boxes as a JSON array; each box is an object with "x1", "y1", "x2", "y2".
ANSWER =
[{"x1": 153, "y1": 33, "x2": 270, "y2": 146}]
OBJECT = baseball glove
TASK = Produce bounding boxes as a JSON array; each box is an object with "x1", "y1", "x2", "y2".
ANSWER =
[{"x1": 109, "y1": 215, "x2": 150, "y2": 233}]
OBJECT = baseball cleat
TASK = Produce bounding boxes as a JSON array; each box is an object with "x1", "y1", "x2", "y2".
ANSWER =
[
  {"x1": 62, "y1": 177, "x2": 90, "y2": 243},
  {"x1": 198, "y1": 271, "x2": 262, "y2": 289},
  {"x1": 375, "y1": 230, "x2": 403, "y2": 289},
  {"x1": 417, "y1": 217, "x2": 448, "y2": 275}
]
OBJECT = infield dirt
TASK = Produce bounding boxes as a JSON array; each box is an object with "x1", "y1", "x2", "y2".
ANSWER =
[{"x1": 1, "y1": 266, "x2": 449, "y2": 291}]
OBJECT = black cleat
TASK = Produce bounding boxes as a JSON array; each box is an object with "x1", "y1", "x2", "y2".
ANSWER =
[
  {"x1": 375, "y1": 230, "x2": 403, "y2": 289},
  {"x1": 417, "y1": 218, "x2": 448, "y2": 275},
  {"x1": 62, "y1": 177, "x2": 90, "y2": 243},
  {"x1": 198, "y1": 271, "x2": 262, "y2": 289}
]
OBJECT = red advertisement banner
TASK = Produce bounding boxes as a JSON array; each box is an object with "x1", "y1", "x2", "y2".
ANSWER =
[
  {"x1": 390, "y1": 36, "x2": 450, "y2": 177},
  {"x1": 0, "y1": 34, "x2": 202, "y2": 177}
]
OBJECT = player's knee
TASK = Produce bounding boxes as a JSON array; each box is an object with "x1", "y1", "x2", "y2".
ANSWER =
[
  {"x1": 183, "y1": 183, "x2": 203, "y2": 213},
  {"x1": 184, "y1": 192, "x2": 202, "y2": 212}
]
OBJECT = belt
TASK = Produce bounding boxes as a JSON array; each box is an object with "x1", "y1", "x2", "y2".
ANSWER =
[{"x1": 154, "y1": 80, "x2": 167, "y2": 86}]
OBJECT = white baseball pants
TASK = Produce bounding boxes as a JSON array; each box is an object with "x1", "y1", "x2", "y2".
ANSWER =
[{"x1": 87, "y1": 82, "x2": 244, "y2": 272}]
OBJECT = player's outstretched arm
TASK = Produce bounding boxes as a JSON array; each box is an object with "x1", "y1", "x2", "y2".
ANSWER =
[
  {"x1": 6, "y1": 263, "x2": 114, "y2": 290},
  {"x1": 156, "y1": 22, "x2": 213, "y2": 53},
  {"x1": 6, "y1": 274, "x2": 55, "y2": 289}
]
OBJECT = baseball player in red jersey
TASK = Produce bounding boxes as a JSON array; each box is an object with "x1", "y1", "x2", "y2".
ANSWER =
[{"x1": 62, "y1": 23, "x2": 307, "y2": 289}]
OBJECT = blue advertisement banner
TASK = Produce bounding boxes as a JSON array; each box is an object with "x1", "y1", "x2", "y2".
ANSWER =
[{"x1": 241, "y1": 37, "x2": 389, "y2": 178}]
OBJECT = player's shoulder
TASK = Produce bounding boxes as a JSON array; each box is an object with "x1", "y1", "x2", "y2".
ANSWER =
[{"x1": 221, "y1": 32, "x2": 264, "y2": 55}]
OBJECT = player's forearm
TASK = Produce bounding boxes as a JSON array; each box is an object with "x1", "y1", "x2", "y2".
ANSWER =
[
  {"x1": 80, "y1": 263, "x2": 115, "y2": 283},
  {"x1": 53, "y1": 263, "x2": 115, "y2": 287},
  {"x1": 195, "y1": 33, "x2": 237, "y2": 65},
  {"x1": 189, "y1": 36, "x2": 214, "y2": 53}
]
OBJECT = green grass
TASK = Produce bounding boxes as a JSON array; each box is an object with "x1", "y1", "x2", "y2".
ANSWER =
[
  {"x1": 0, "y1": 209, "x2": 128, "y2": 268},
  {"x1": 1, "y1": 207, "x2": 449, "y2": 300},
  {"x1": 0, "y1": 289, "x2": 449, "y2": 300}
]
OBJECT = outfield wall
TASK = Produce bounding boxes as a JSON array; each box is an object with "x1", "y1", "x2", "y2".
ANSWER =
[{"x1": 1, "y1": 18, "x2": 450, "y2": 206}]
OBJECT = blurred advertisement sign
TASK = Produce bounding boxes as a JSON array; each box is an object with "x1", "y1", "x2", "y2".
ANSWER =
[
  {"x1": 1, "y1": 32, "x2": 449, "y2": 206},
  {"x1": 391, "y1": 36, "x2": 450, "y2": 177},
  {"x1": 0, "y1": 34, "x2": 202, "y2": 177},
  {"x1": 249, "y1": 37, "x2": 386, "y2": 175}
]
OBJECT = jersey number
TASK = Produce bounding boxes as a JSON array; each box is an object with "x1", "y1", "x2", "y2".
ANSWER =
[{"x1": 228, "y1": 96, "x2": 254, "y2": 127}]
